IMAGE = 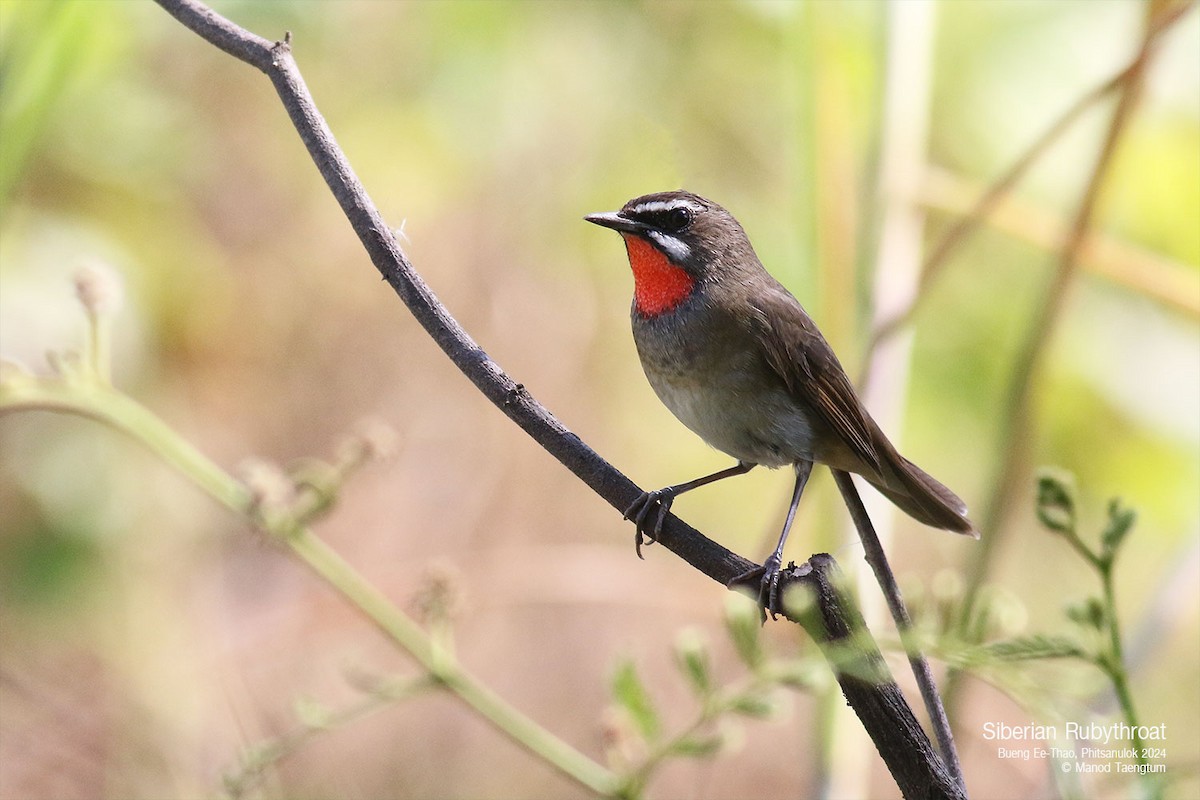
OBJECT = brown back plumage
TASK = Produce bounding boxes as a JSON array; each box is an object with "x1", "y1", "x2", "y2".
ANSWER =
[{"x1": 748, "y1": 281, "x2": 975, "y2": 535}]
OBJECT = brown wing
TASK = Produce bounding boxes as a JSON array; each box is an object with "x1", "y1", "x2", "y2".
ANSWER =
[
  {"x1": 747, "y1": 283, "x2": 975, "y2": 534},
  {"x1": 747, "y1": 285, "x2": 883, "y2": 475}
]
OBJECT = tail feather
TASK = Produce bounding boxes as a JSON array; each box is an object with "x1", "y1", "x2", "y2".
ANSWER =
[{"x1": 867, "y1": 455, "x2": 977, "y2": 537}]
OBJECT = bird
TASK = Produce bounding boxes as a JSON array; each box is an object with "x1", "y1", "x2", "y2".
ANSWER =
[{"x1": 585, "y1": 190, "x2": 976, "y2": 615}]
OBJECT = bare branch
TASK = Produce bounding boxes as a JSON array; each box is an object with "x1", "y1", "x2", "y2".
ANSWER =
[
  {"x1": 152, "y1": 1, "x2": 967, "y2": 794},
  {"x1": 791, "y1": 554, "x2": 966, "y2": 800},
  {"x1": 155, "y1": 0, "x2": 753, "y2": 586}
]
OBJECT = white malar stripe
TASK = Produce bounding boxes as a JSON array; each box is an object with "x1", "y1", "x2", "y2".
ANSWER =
[{"x1": 649, "y1": 230, "x2": 691, "y2": 263}]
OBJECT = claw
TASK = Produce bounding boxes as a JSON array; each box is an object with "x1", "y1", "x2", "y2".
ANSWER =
[
  {"x1": 728, "y1": 553, "x2": 786, "y2": 622},
  {"x1": 624, "y1": 488, "x2": 676, "y2": 559}
]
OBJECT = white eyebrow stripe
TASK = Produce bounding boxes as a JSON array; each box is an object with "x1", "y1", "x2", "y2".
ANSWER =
[{"x1": 628, "y1": 199, "x2": 697, "y2": 215}]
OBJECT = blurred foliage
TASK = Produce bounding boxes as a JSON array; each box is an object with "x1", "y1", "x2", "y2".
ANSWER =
[
  {"x1": 906, "y1": 473, "x2": 1168, "y2": 799},
  {"x1": 1, "y1": 1, "x2": 1197, "y2": 798},
  {"x1": 604, "y1": 595, "x2": 822, "y2": 798}
]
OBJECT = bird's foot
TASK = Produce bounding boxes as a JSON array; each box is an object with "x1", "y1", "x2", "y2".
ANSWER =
[
  {"x1": 624, "y1": 487, "x2": 677, "y2": 559},
  {"x1": 728, "y1": 553, "x2": 788, "y2": 622}
]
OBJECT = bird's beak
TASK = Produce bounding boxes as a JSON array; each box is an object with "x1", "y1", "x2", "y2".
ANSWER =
[{"x1": 584, "y1": 211, "x2": 648, "y2": 235}]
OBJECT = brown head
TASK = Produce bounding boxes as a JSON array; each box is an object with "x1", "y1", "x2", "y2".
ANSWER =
[{"x1": 585, "y1": 190, "x2": 763, "y2": 316}]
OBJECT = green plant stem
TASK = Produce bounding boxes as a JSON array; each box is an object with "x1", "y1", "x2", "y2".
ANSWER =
[
  {"x1": 1097, "y1": 564, "x2": 1156, "y2": 773},
  {"x1": 224, "y1": 675, "x2": 436, "y2": 799},
  {"x1": 1099, "y1": 561, "x2": 1166, "y2": 800},
  {"x1": 620, "y1": 663, "x2": 800, "y2": 798},
  {"x1": 0, "y1": 376, "x2": 618, "y2": 797},
  {"x1": 1030, "y1": 492, "x2": 1161, "y2": 797},
  {"x1": 86, "y1": 312, "x2": 112, "y2": 384},
  {"x1": 1063, "y1": 530, "x2": 1103, "y2": 573},
  {"x1": 286, "y1": 529, "x2": 617, "y2": 794},
  {"x1": 1, "y1": 377, "x2": 251, "y2": 513}
]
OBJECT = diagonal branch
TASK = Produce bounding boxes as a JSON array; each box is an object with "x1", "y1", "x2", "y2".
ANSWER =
[
  {"x1": 791, "y1": 554, "x2": 966, "y2": 800},
  {"x1": 151, "y1": 1, "x2": 964, "y2": 795},
  {"x1": 155, "y1": 0, "x2": 754, "y2": 587}
]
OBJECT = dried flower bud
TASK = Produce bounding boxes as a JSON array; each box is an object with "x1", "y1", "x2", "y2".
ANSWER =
[
  {"x1": 238, "y1": 457, "x2": 296, "y2": 515},
  {"x1": 73, "y1": 261, "x2": 122, "y2": 317},
  {"x1": 412, "y1": 561, "x2": 463, "y2": 624},
  {"x1": 600, "y1": 707, "x2": 643, "y2": 766},
  {"x1": 337, "y1": 417, "x2": 399, "y2": 465}
]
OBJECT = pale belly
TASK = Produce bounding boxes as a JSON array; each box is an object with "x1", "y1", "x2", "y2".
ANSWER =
[
  {"x1": 630, "y1": 295, "x2": 880, "y2": 480},
  {"x1": 631, "y1": 296, "x2": 820, "y2": 469},
  {"x1": 643, "y1": 367, "x2": 816, "y2": 469}
]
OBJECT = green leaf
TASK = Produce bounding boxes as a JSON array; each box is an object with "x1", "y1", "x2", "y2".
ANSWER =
[
  {"x1": 1035, "y1": 468, "x2": 1077, "y2": 535},
  {"x1": 730, "y1": 690, "x2": 778, "y2": 718},
  {"x1": 673, "y1": 628, "x2": 712, "y2": 697},
  {"x1": 668, "y1": 733, "x2": 725, "y2": 758},
  {"x1": 1066, "y1": 598, "x2": 1106, "y2": 630},
  {"x1": 1101, "y1": 499, "x2": 1137, "y2": 557},
  {"x1": 610, "y1": 660, "x2": 660, "y2": 741},
  {"x1": 724, "y1": 594, "x2": 763, "y2": 669},
  {"x1": 983, "y1": 635, "x2": 1088, "y2": 661}
]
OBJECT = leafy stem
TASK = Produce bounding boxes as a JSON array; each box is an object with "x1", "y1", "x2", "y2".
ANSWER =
[
  {"x1": 608, "y1": 600, "x2": 822, "y2": 799},
  {"x1": 223, "y1": 673, "x2": 439, "y2": 798},
  {"x1": 0, "y1": 282, "x2": 618, "y2": 797},
  {"x1": 1034, "y1": 470, "x2": 1159, "y2": 795}
]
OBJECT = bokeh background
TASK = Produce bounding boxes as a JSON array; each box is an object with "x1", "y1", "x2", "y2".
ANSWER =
[{"x1": 1, "y1": 1, "x2": 1197, "y2": 798}]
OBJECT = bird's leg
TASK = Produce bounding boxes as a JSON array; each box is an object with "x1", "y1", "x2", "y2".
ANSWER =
[
  {"x1": 626, "y1": 461, "x2": 756, "y2": 558},
  {"x1": 730, "y1": 460, "x2": 813, "y2": 620}
]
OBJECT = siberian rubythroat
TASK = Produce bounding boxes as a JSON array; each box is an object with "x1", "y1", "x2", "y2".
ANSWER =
[{"x1": 586, "y1": 190, "x2": 975, "y2": 611}]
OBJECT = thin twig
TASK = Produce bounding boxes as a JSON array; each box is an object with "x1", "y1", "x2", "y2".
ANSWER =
[
  {"x1": 861, "y1": 0, "x2": 1196, "y2": 376},
  {"x1": 223, "y1": 675, "x2": 437, "y2": 799},
  {"x1": 832, "y1": 470, "x2": 966, "y2": 792},
  {"x1": 946, "y1": 0, "x2": 1190, "y2": 709},
  {"x1": 792, "y1": 554, "x2": 966, "y2": 800}
]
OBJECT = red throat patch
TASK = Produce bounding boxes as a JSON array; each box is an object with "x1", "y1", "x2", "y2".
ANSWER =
[{"x1": 622, "y1": 234, "x2": 695, "y2": 316}]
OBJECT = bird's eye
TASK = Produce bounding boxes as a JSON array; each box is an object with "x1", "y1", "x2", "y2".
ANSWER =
[{"x1": 665, "y1": 206, "x2": 693, "y2": 232}]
